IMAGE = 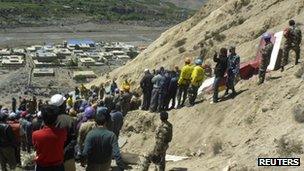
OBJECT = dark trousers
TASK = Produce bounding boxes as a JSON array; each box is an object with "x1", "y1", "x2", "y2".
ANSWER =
[
  {"x1": 177, "y1": 84, "x2": 189, "y2": 106},
  {"x1": 142, "y1": 91, "x2": 152, "y2": 110},
  {"x1": 150, "y1": 88, "x2": 164, "y2": 112},
  {"x1": 15, "y1": 145, "x2": 21, "y2": 165},
  {"x1": 188, "y1": 86, "x2": 199, "y2": 106},
  {"x1": 226, "y1": 73, "x2": 236, "y2": 94},
  {"x1": 168, "y1": 91, "x2": 177, "y2": 109},
  {"x1": 0, "y1": 147, "x2": 17, "y2": 171},
  {"x1": 258, "y1": 69, "x2": 266, "y2": 84},
  {"x1": 35, "y1": 164, "x2": 64, "y2": 171},
  {"x1": 21, "y1": 134, "x2": 31, "y2": 153},
  {"x1": 213, "y1": 77, "x2": 222, "y2": 103},
  {"x1": 282, "y1": 44, "x2": 301, "y2": 66}
]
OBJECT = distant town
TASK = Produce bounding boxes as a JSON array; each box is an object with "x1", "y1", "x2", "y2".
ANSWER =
[{"x1": 0, "y1": 39, "x2": 145, "y2": 81}]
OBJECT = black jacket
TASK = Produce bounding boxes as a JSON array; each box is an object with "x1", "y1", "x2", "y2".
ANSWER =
[
  {"x1": 140, "y1": 73, "x2": 153, "y2": 93},
  {"x1": 0, "y1": 123, "x2": 16, "y2": 147},
  {"x1": 56, "y1": 114, "x2": 77, "y2": 161},
  {"x1": 213, "y1": 55, "x2": 228, "y2": 78}
]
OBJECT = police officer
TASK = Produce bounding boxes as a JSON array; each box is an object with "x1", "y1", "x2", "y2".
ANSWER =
[
  {"x1": 258, "y1": 33, "x2": 274, "y2": 85},
  {"x1": 282, "y1": 19, "x2": 302, "y2": 71},
  {"x1": 140, "y1": 111, "x2": 173, "y2": 171},
  {"x1": 188, "y1": 58, "x2": 205, "y2": 106},
  {"x1": 225, "y1": 46, "x2": 240, "y2": 97}
]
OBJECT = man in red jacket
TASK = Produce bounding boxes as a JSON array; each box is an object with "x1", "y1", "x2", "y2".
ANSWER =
[{"x1": 32, "y1": 105, "x2": 67, "y2": 171}]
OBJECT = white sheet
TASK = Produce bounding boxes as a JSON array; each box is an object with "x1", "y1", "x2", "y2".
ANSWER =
[{"x1": 268, "y1": 31, "x2": 284, "y2": 70}]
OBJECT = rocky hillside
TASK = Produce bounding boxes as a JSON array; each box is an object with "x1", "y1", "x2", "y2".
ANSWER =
[
  {"x1": 0, "y1": 0, "x2": 193, "y2": 28},
  {"x1": 121, "y1": 64, "x2": 304, "y2": 170},
  {"x1": 90, "y1": 0, "x2": 304, "y2": 88},
  {"x1": 88, "y1": 0, "x2": 304, "y2": 170}
]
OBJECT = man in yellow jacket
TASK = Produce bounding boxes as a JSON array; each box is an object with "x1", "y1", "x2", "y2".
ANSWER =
[
  {"x1": 177, "y1": 58, "x2": 193, "y2": 108},
  {"x1": 188, "y1": 58, "x2": 205, "y2": 106}
]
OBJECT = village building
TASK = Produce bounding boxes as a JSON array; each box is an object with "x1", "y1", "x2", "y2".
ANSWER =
[
  {"x1": 2, "y1": 55, "x2": 24, "y2": 67},
  {"x1": 35, "y1": 51, "x2": 58, "y2": 62},
  {"x1": 54, "y1": 48, "x2": 72, "y2": 58},
  {"x1": 33, "y1": 68, "x2": 55, "y2": 77},
  {"x1": 0, "y1": 49, "x2": 11, "y2": 56},
  {"x1": 79, "y1": 57, "x2": 96, "y2": 66},
  {"x1": 73, "y1": 70, "x2": 97, "y2": 80}
]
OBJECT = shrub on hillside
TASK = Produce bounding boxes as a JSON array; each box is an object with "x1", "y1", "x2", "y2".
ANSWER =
[
  {"x1": 174, "y1": 38, "x2": 187, "y2": 48},
  {"x1": 211, "y1": 31, "x2": 226, "y2": 42},
  {"x1": 212, "y1": 139, "x2": 223, "y2": 155},
  {"x1": 294, "y1": 64, "x2": 304, "y2": 78},
  {"x1": 293, "y1": 104, "x2": 304, "y2": 123},
  {"x1": 276, "y1": 135, "x2": 303, "y2": 156},
  {"x1": 178, "y1": 47, "x2": 186, "y2": 53}
]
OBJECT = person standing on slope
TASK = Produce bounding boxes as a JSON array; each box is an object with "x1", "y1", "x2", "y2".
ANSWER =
[
  {"x1": 177, "y1": 58, "x2": 193, "y2": 108},
  {"x1": 150, "y1": 70, "x2": 166, "y2": 112},
  {"x1": 140, "y1": 111, "x2": 173, "y2": 171},
  {"x1": 225, "y1": 46, "x2": 240, "y2": 97},
  {"x1": 140, "y1": 69, "x2": 153, "y2": 111},
  {"x1": 258, "y1": 33, "x2": 274, "y2": 85},
  {"x1": 281, "y1": 19, "x2": 302, "y2": 71},
  {"x1": 188, "y1": 58, "x2": 205, "y2": 106},
  {"x1": 212, "y1": 48, "x2": 228, "y2": 103}
]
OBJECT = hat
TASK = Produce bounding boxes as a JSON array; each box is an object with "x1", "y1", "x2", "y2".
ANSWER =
[
  {"x1": 144, "y1": 69, "x2": 149, "y2": 73},
  {"x1": 37, "y1": 111, "x2": 42, "y2": 118},
  {"x1": 195, "y1": 58, "x2": 203, "y2": 65},
  {"x1": 8, "y1": 112, "x2": 17, "y2": 120},
  {"x1": 84, "y1": 106, "x2": 95, "y2": 119},
  {"x1": 50, "y1": 94, "x2": 66, "y2": 107},
  {"x1": 185, "y1": 58, "x2": 191, "y2": 64}
]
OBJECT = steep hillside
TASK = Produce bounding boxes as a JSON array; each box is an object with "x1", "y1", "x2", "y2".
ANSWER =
[
  {"x1": 121, "y1": 63, "x2": 304, "y2": 170},
  {"x1": 90, "y1": 0, "x2": 304, "y2": 88},
  {"x1": 88, "y1": 0, "x2": 304, "y2": 170},
  {"x1": 0, "y1": 0, "x2": 192, "y2": 28}
]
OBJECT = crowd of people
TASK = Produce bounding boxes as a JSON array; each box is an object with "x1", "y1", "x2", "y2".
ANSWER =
[
  {"x1": 0, "y1": 77, "x2": 173, "y2": 171},
  {"x1": 0, "y1": 20, "x2": 302, "y2": 171}
]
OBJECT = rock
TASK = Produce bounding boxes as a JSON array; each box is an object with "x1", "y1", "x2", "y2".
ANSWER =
[
  {"x1": 293, "y1": 104, "x2": 304, "y2": 123},
  {"x1": 261, "y1": 108, "x2": 268, "y2": 113}
]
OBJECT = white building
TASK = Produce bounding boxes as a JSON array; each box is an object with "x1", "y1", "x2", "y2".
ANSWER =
[
  {"x1": 79, "y1": 57, "x2": 96, "y2": 66},
  {"x1": 2, "y1": 55, "x2": 24, "y2": 67}
]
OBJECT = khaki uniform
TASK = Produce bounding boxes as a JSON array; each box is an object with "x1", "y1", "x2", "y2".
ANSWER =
[
  {"x1": 282, "y1": 26, "x2": 302, "y2": 66},
  {"x1": 258, "y1": 42, "x2": 274, "y2": 84},
  {"x1": 140, "y1": 121, "x2": 173, "y2": 171}
]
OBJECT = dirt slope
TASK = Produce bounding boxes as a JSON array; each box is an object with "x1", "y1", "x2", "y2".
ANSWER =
[
  {"x1": 88, "y1": 0, "x2": 304, "y2": 170},
  {"x1": 121, "y1": 64, "x2": 304, "y2": 170},
  {"x1": 89, "y1": 0, "x2": 304, "y2": 88}
]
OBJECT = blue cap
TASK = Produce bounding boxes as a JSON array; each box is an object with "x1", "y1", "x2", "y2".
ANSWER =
[
  {"x1": 262, "y1": 33, "x2": 271, "y2": 40},
  {"x1": 195, "y1": 58, "x2": 203, "y2": 65}
]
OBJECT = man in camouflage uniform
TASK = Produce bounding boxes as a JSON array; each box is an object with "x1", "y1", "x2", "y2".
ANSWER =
[
  {"x1": 282, "y1": 20, "x2": 302, "y2": 71},
  {"x1": 140, "y1": 111, "x2": 173, "y2": 171},
  {"x1": 258, "y1": 33, "x2": 274, "y2": 85}
]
